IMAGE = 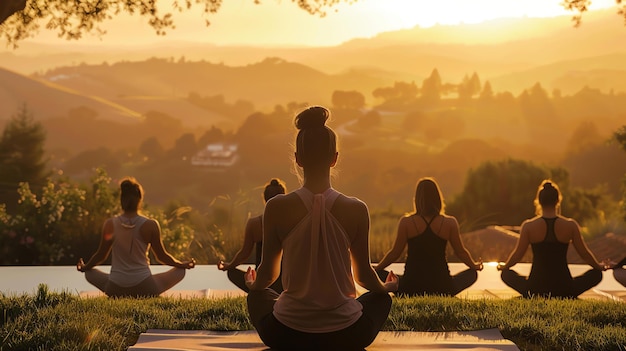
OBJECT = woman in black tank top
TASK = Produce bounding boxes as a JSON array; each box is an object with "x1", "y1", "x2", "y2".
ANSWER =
[
  {"x1": 374, "y1": 177, "x2": 483, "y2": 296},
  {"x1": 498, "y1": 180, "x2": 611, "y2": 298},
  {"x1": 217, "y1": 178, "x2": 286, "y2": 293}
]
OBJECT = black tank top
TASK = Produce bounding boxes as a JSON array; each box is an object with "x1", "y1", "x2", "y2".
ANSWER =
[
  {"x1": 401, "y1": 215, "x2": 453, "y2": 295},
  {"x1": 255, "y1": 241, "x2": 262, "y2": 268},
  {"x1": 528, "y1": 217, "x2": 572, "y2": 295}
]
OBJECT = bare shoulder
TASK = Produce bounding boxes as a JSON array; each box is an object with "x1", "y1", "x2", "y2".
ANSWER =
[
  {"x1": 335, "y1": 193, "x2": 368, "y2": 214},
  {"x1": 264, "y1": 193, "x2": 295, "y2": 212},
  {"x1": 521, "y1": 216, "x2": 541, "y2": 227},
  {"x1": 140, "y1": 218, "x2": 160, "y2": 232},
  {"x1": 441, "y1": 214, "x2": 459, "y2": 225},
  {"x1": 557, "y1": 215, "x2": 580, "y2": 230}
]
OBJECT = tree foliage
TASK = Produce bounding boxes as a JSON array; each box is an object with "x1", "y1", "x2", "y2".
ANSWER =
[
  {"x1": 445, "y1": 158, "x2": 605, "y2": 230},
  {"x1": 0, "y1": 168, "x2": 195, "y2": 265},
  {"x1": 0, "y1": 104, "x2": 48, "y2": 212},
  {"x1": 0, "y1": 0, "x2": 356, "y2": 46},
  {"x1": 2, "y1": 0, "x2": 623, "y2": 47}
]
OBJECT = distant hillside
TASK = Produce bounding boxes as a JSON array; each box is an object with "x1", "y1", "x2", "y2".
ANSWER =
[
  {"x1": 490, "y1": 53, "x2": 626, "y2": 94},
  {"x1": 35, "y1": 57, "x2": 389, "y2": 112},
  {"x1": 0, "y1": 66, "x2": 141, "y2": 123}
]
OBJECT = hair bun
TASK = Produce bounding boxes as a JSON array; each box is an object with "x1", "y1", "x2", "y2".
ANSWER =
[
  {"x1": 269, "y1": 179, "x2": 280, "y2": 186},
  {"x1": 543, "y1": 182, "x2": 554, "y2": 190},
  {"x1": 295, "y1": 106, "x2": 329, "y2": 130}
]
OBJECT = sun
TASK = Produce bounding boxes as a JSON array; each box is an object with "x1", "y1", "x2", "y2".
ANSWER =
[{"x1": 355, "y1": 0, "x2": 618, "y2": 29}]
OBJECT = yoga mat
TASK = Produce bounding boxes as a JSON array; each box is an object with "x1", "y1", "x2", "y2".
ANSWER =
[{"x1": 128, "y1": 329, "x2": 520, "y2": 350}]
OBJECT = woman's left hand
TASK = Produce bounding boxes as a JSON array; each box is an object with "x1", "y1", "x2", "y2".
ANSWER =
[
  {"x1": 474, "y1": 258, "x2": 484, "y2": 271},
  {"x1": 384, "y1": 270, "x2": 399, "y2": 292},
  {"x1": 180, "y1": 258, "x2": 196, "y2": 269},
  {"x1": 244, "y1": 266, "x2": 257, "y2": 289},
  {"x1": 76, "y1": 258, "x2": 88, "y2": 272}
]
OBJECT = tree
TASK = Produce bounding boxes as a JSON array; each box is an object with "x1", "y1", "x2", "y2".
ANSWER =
[
  {"x1": 331, "y1": 90, "x2": 366, "y2": 110},
  {"x1": 446, "y1": 159, "x2": 568, "y2": 230},
  {"x1": 420, "y1": 69, "x2": 442, "y2": 107},
  {"x1": 613, "y1": 125, "x2": 626, "y2": 221},
  {"x1": 0, "y1": 104, "x2": 48, "y2": 212},
  {"x1": 139, "y1": 136, "x2": 165, "y2": 161},
  {"x1": 0, "y1": 0, "x2": 354, "y2": 46},
  {"x1": 4, "y1": 1, "x2": 622, "y2": 47}
]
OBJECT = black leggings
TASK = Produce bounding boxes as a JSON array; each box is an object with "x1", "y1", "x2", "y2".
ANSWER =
[
  {"x1": 227, "y1": 268, "x2": 283, "y2": 293},
  {"x1": 500, "y1": 268, "x2": 602, "y2": 298},
  {"x1": 247, "y1": 289, "x2": 391, "y2": 351},
  {"x1": 377, "y1": 268, "x2": 478, "y2": 296}
]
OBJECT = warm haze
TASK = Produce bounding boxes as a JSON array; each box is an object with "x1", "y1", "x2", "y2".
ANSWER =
[{"x1": 7, "y1": 0, "x2": 619, "y2": 47}]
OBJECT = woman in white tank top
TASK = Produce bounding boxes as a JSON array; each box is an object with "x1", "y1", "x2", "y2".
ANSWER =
[
  {"x1": 245, "y1": 106, "x2": 399, "y2": 351},
  {"x1": 77, "y1": 177, "x2": 196, "y2": 298}
]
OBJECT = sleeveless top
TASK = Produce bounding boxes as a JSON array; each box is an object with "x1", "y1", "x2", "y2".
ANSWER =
[
  {"x1": 528, "y1": 217, "x2": 572, "y2": 295},
  {"x1": 109, "y1": 215, "x2": 152, "y2": 287},
  {"x1": 273, "y1": 187, "x2": 363, "y2": 333},
  {"x1": 401, "y1": 214, "x2": 453, "y2": 295}
]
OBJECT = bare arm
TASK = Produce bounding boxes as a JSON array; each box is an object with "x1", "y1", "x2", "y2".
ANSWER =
[
  {"x1": 248, "y1": 200, "x2": 283, "y2": 290},
  {"x1": 218, "y1": 217, "x2": 258, "y2": 270},
  {"x1": 570, "y1": 219, "x2": 607, "y2": 270},
  {"x1": 499, "y1": 221, "x2": 531, "y2": 270},
  {"x1": 351, "y1": 201, "x2": 397, "y2": 293},
  {"x1": 77, "y1": 219, "x2": 114, "y2": 271},
  {"x1": 448, "y1": 217, "x2": 482, "y2": 270},
  {"x1": 374, "y1": 217, "x2": 408, "y2": 271},
  {"x1": 147, "y1": 219, "x2": 195, "y2": 269}
]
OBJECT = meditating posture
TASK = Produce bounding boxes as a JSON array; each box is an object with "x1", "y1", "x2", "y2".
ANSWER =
[
  {"x1": 498, "y1": 180, "x2": 610, "y2": 298},
  {"x1": 245, "y1": 106, "x2": 398, "y2": 351},
  {"x1": 612, "y1": 257, "x2": 626, "y2": 288},
  {"x1": 374, "y1": 177, "x2": 483, "y2": 296},
  {"x1": 613, "y1": 257, "x2": 626, "y2": 287},
  {"x1": 77, "y1": 177, "x2": 196, "y2": 298},
  {"x1": 218, "y1": 178, "x2": 286, "y2": 293}
]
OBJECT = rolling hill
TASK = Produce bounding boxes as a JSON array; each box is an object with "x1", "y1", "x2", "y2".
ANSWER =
[{"x1": 0, "y1": 66, "x2": 142, "y2": 123}]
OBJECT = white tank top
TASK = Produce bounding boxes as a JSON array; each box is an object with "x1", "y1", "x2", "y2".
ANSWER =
[
  {"x1": 109, "y1": 215, "x2": 152, "y2": 287},
  {"x1": 273, "y1": 187, "x2": 363, "y2": 333}
]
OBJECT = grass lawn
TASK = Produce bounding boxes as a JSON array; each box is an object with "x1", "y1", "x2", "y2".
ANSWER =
[{"x1": 2, "y1": 285, "x2": 626, "y2": 350}]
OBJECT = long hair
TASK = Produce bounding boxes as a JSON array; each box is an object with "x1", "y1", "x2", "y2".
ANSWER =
[{"x1": 413, "y1": 177, "x2": 445, "y2": 217}]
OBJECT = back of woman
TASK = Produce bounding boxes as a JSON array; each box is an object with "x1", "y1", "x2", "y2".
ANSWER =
[
  {"x1": 375, "y1": 177, "x2": 482, "y2": 297},
  {"x1": 244, "y1": 106, "x2": 398, "y2": 351},
  {"x1": 402, "y1": 216, "x2": 452, "y2": 294},
  {"x1": 527, "y1": 217, "x2": 573, "y2": 296},
  {"x1": 274, "y1": 187, "x2": 361, "y2": 332},
  {"x1": 499, "y1": 180, "x2": 609, "y2": 298}
]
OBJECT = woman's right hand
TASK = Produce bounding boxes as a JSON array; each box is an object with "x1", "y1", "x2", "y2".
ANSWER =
[
  {"x1": 384, "y1": 270, "x2": 399, "y2": 292},
  {"x1": 217, "y1": 260, "x2": 231, "y2": 271},
  {"x1": 244, "y1": 266, "x2": 257, "y2": 289},
  {"x1": 179, "y1": 258, "x2": 196, "y2": 269},
  {"x1": 76, "y1": 258, "x2": 87, "y2": 272}
]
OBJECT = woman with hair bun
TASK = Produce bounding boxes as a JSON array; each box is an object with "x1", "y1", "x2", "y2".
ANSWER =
[
  {"x1": 245, "y1": 106, "x2": 398, "y2": 351},
  {"x1": 77, "y1": 177, "x2": 196, "y2": 298},
  {"x1": 218, "y1": 178, "x2": 286, "y2": 293},
  {"x1": 498, "y1": 180, "x2": 611, "y2": 298},
  {"x1": 375, "y1": 177, "x2": 482, "y2": 297}
]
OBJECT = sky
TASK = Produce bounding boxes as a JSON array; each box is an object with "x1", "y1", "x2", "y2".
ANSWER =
[{"x1": 22, "y1": 0, "x2": 618, "y2": 47}]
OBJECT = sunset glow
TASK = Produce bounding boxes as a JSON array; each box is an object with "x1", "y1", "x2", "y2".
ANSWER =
[{"x1": 23, "y1": 0, "x2": 619, "y2": 47}]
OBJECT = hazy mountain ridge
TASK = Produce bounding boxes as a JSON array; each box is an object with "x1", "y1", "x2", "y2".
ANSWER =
[
  {"x1": 0, "y1": 66, "x2": 142, "y2": 124},
  {"x1": 2, "y1": 9, "x2": 625, "y2": 127},
  {"x1": 33, "y1": 57, "x2": 389, "y2": 117}
]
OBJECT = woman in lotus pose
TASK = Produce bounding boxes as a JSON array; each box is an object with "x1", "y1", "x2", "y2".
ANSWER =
[
  {"x1": 218, "y1": 178, "x2": 286, "y2": 293},
  {"x1": 374, "y1": 177, "x2": 482, "y2": 296},
  {"x1": 498, "y1": 180, "x2": 610, "y2": 298},
  {"x1": 77, "y1": 177, "x2": 195, "y2": 297},
  {"x1": 245, "y1": 106, "x2": 398, "y2": 351}
]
